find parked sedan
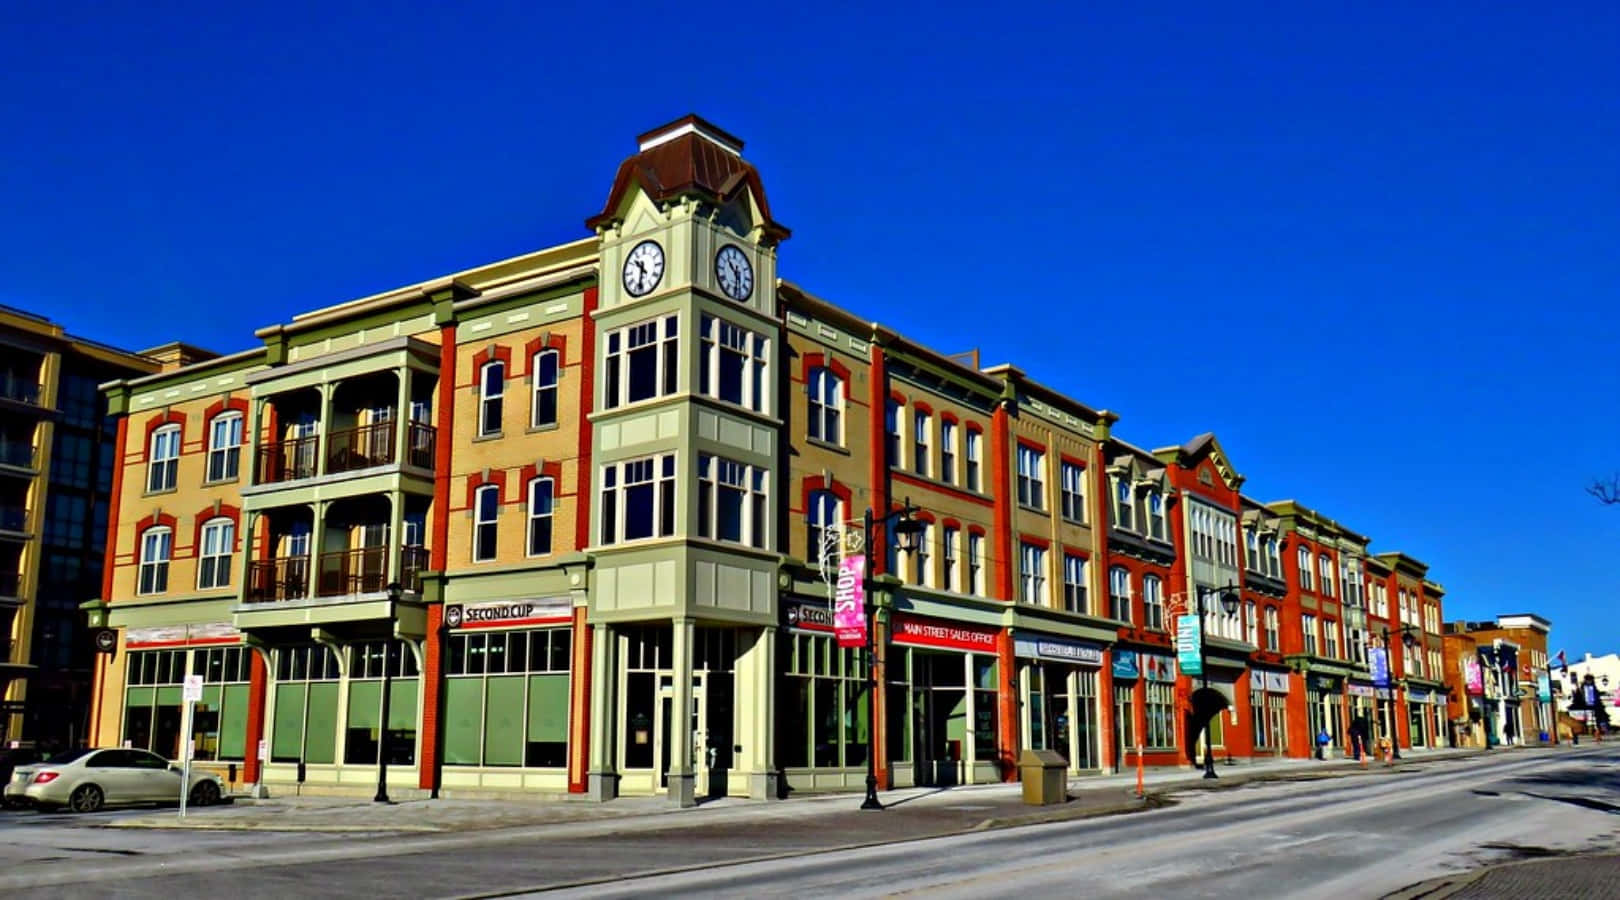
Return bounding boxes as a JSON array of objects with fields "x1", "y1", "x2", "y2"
[{"x1": 4, "y1": 748, "x2": 224, "y2": 813}]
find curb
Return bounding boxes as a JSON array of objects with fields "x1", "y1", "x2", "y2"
[{"x1": 101, "y1": 821, "x2": 445, "y2": 833}]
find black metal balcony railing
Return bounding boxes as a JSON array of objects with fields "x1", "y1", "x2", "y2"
[
  {"x1": 256, "y1": 434, "x2": 320, "y2": 484},
  {"x1": 407, "y1": 422, "x2": 436, "y2": 469},
  {"x1": 0, "y1": 374, "x2": 42, "y2": 406},
  {"x1": 0, "y1": 506, "x2": 29, "y2": 532},
  {"x1": 327, "y1": 422, "x2": 396, "y2": 474},
  {"x1": 315, "y1": 546, "x2": 428, "y2": 598},
  {"x1": 246, "y1": 555, "x2": 312, "y2": 604},
  {"x1": 399, "y1": 545, "x2": 428, "y2": 593},
  {"x1": 0, "y1": 442, "x2": 36, "y2": 469}
]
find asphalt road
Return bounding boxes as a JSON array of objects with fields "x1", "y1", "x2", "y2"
[{"x1": 2, "y1": 747, "x2": 1615, "y2": 899}]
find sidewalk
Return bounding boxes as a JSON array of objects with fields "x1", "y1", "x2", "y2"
[
  {"x1": 98, "y1": 744, "x2": 1508, "y2": 834},
  {"x1": 1391, "y1": 852, "x2": 1620, "y2": 899}
]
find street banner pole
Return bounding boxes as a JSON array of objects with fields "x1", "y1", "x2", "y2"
[{"x1": 180, "y1": 674, "x2": 202, "y2": 818}]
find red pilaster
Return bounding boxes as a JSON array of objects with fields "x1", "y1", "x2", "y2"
[
  {"x1": 567, "y1": 605, "x2": 592, "y2": 793},
  {"x1": 990, "y1": 404, "x2": 1013, "y2": 601},
  {"x1": 1098, "y1": 649, "x2": 1117, "y2": 770},
  {"x1": 419, "y1": 323, "x2": 456, "y2": 791},
  {"x1": 874, "y1": 618, "x2": 891, "y2": 788},
  {"x1": 997, "y1": 629, "x2": 1018, "y2": 781},
  {"x1": 243, "y1": 650, "x2": 267, "y2": 783},
  {"x1": 867, "y1": 343, "x2": 888, "y2": 574}
]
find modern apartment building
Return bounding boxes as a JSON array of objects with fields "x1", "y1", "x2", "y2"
[
  {"x1": 0, "y1": 305, "x2": 160, "y2": 747},
  {"x1": 84, "y1": 116, "x2": 1466, "y2": 801}
]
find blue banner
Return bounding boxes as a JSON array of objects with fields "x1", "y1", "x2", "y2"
[
  {"x1": 1176, "y1": 614, "x2": 1202, "y2": 676},
  {"x1": 1113, "y1": 650, "x2": 1139, "y2": 680},
  {"x1": 1369, "y1": 646, "x2": 1390, "y2": 688}
]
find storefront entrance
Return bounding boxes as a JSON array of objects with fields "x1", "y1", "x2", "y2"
[
  {"x1": 618, "y1": 626, "x2": 735, "y2": 797},
  {"x1": 889, "y1": 615, "x2": 1000, "y2": 787},
  {"x1": 1015, "y1": 636, "x2": 1103, "y2": 773}
]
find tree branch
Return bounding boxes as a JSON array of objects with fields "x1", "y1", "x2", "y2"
[{"x1": 1589, "y1": 475, "x2": 1620, "y2": 505}]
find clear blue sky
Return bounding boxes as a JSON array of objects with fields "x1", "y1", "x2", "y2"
[{"x1": 5, "y1": 2, "x2": 1616, "y2": 656}]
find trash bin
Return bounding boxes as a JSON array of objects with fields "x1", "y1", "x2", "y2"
[{"x1": 1018, "y1": 749, "x2": 1068, "y2": 806}]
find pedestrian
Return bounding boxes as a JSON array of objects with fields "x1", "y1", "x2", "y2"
[
  {"x1": 1316, "y1": 728, "x2": 1331, "y2": 760},
  {"x1": 1349, "y1": 715, "x2": 1369, "y2": 761}
]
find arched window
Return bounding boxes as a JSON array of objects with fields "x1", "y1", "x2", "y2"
[
  {"x1": 807, "y1": 489, "x2": 841, "y2": 568},
  {"x1": 527, "y1": 477, "x2": 555, "y2": 557},
  {"x1": 808, "y1": 367, "x2": 843, "y2": 445},
  {"x1": 138, "y1": 526, "x2": 172, "y2": 594},
  {"x1": 1109, "y1": 566, "x2": 1133, "y2": 623},
  {"x1": 147, "y1": 425, "x2": 180, "y2": 492},
  {"x1": 197, "y1": 517, "x2": 235, "y2": 590},
  {"x1": 531, "y1": 349, "x2": 560, "y2": 429},
  {"x1": 207, "y1": 412, "x2": 243, "y2": 482},
  {"x1": 1143, "y1": 575, "x2": 1164, "y2": 630},
  {"x1": 473, "y1": 483, "x2": 500, "y2": 562},
  {"x1": 479, "y1": 361, "x2": 504, "y2": 437}
]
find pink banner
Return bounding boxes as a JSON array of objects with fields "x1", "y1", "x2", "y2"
[
  {"x1": 834, "y1": 555, "x2": 867, "y2": 648},
  {"x1": 1464, "y1": 659, "x2": 1483, "y2": 695}
]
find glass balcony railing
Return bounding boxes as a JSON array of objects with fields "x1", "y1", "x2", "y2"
[
  {"x1": 0, "y1": 374, "x2": 42, "y2": 406},
  {"x1": 0, "y1": 442, "x2": 36, "y2": 469},
  {"x1": 0, "y1": 570, "x2": 20, "y2": 598},
  {"x1": 0, "y1": 506, "x2": 29, "y2": 532}
]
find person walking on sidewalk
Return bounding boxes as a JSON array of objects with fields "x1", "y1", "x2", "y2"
[{"x1": 1349, "y1": 715, "x2": 1370, "y2": 761}]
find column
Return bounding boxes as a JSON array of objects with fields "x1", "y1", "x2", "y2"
[
  {"x1": 386, "y1": 494, "x2": 405, "y2": 586},
  {"x1": 668, "y1": 618, "x2": 696, "y2": 807},
  {"x1": 243, "y1": 648, "x2": 269, "y2": 794},
  {"x1": 566, "y1": 604, "x2": 592, "y2": 794},
  {"x1": 997, "y1": 629, "x2": 1018, "y2": 782},
  {"x1": 586, "y1": 623, "x2": 618, "y2": 801},
  {"x1": 315, "y1": 383, "x2": 334, "y2": 476},
  {"x1": 746, "y1": 626, "x2": 779, "y2": 800},
  {"x1": 394, "y1": 369, "x2": 412, "y2": 465},
  {"x1": 873, "y1": 611, "x2": 890, "y2": 789},
  {"x1": 417, "y1": 604, "x2": 443, "y2": 793},
  {"x1": 1098, "y1": 650, "x2": 1116, "y2": 772},
  {"x1": 309, "y1": 500, "x2": 329, "y2": 600}
]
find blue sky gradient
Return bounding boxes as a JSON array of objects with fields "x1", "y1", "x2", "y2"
[{"x1": 5, "y1": 2, "x2": 1616, "y2": 654}]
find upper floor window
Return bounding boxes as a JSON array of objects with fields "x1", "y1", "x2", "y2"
[
  {"x1": 600, "y1": 454, "x2": 677, "y2": 545},
  {"x1": 1266, "y1": 538, "x2": 1281, "y2": 577},
  {"x1": 807, "y1": 489, "x2": 841, "y2": 568},
  {"x1": 1244, "y1": 599, "x2": 1258, "y2": 645},
  {"x1": 698, "y1": 454, "x2": 768, "y2": 548},
  {"x1": 207, "y1": 413, "x2": 242, "y2": 482},
  {"x1": 604, "y1": 315, "x2": 678, "y2": 409},
  {"x1": 1303, "y1": 614, "x2": 1318, "y2": 655},
  {"x1": 1109, "y1": 565, "x2": 1132, "y2": 623},
  {"x1": 473, "y1": 483, "x2": 500, "y2": 562},
  {"x1": 1297, "y1": 546, "x2": 1313, "y2": 590},
  {"x1": 1323, "y1": 619, "x2": 1340, "y2": 658},
  {"x1": 1144, "y1": 574, "x2": 1165, "y2": 630},
  {"x1": 965, "y1": 429, "x2": 982, "y2": 492},
  {"x1": 1147, "y1": 491, "x2": 1166, "y2": 541},
  {"x1": 1318, "y1": 554, "x2": 1335, "y2": 596},
  {"x1": 968, "y1": 532, "x2": 986, "y2": 596},
  {"x1": 807, "y1": 368, "x2": 843, "y2": 445},
  {"x1": 1018, "y1": 542, "x2": 1048, "y2": 605},
  {"x1": 700, "y1": 316, "x2": 768, "y2": 413},
  {"x1": 1063, "y1": 554, "x2": 1087, "y2": 613},
  {"x1": 913, "y1": 521, "x2": 933, "y2": 587},
  {"x1": 531, "y1": 349, "x2": 560, "y2": 428},
  {"x1": 1264, "y1": 607, "x2": 1280, "y2": 651},
  {"x1": 1114, "y1": 479, "x2": 1135, "y2": 531},
  {"x1": 147, "y1": 425, "x2": 180, "y2": 493},
  {"x1": 885, "y1": 399, "x2": 902, "y2": 465},
  {"x1": 478, "y1": 361, "x2": 504, "y2": 437},
  {"x1": 1245, "y1": 529, "x2": 1260, "y2": 571},
  {"x1": 138, "y1": 526, "x2": 172, "y2": 594},
  {"x1": 1060, "y1": 461, "x2": 1085, "y2": 523},
  {"x1": 1017, "y1": 445, "x2": 1045, "y2": 509},
  {"x1": 913, "y1": 410, "x2": 931, "y2": 476},
  {"x1": 940, "y1": 422, "x2": 957, "y2": 485},
  {"x1": 197, "y1": 518, "x2": 234, "y2": 590},
  {"x1": 942, "y1": 525, "x2": 960, "y2": 592},
  {"x1": 527, "y1": 477, "x2": 554, "y2": 557}
]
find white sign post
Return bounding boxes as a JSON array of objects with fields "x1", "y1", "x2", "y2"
[{"x1": 180, "y1": 674, "x2": 203, "y2": 818}]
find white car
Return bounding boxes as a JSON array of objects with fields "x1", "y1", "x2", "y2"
[{"x1": 4, "y1": 747, "x2": 225, "y2": 813}]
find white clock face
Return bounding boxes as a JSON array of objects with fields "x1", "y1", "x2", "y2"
[
  {"x1": 715, "y1": 244, "x2": 753, "y2": 301},
  {"x1": 622, "y1": 240, "x2": 664, "y2": 297}
]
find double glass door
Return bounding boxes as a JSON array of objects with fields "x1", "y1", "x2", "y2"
[{"x1": 618, "y1": 627, "x2": 735, "y2": 797}]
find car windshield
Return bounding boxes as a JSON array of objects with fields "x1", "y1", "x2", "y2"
[{"x1": 43, "y1": 748, "x2": 96, "y2": 765}]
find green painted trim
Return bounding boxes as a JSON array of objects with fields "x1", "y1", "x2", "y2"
[
  {"x1": 105, "y1": 597, "x2": 240, "y2": 628},
  {"x1": 241, "y1": 469, "x2": 434, "y2": 511},
  {"x1": 120, "y1": 351, "x2": 268, "y2": 398},
  {"x1": 233, "y1": 597, "x2": 427, "y2": 630},
  {"x1": 440, "y1": 566, "x2": 580, "y2": 603},
  {"x1": 1003, "y1": 609, "x2": 1117, "y2": 644},
  {"x1": 286, "y1": 300, "x2": 437, "y2": 351},
  {"x1": 454, "y1": 280, "x2": 592, "y2": 329}
]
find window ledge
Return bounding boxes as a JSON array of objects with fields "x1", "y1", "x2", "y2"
[
  {"x1": 472, "y1": 432, "x2": 504, "y2": 443},
  {"x1": 525, "y1": 423, "x2": 561, "y2": 435},
  {"x1": 142, "y1": 487, "x2": 178, "y2": 498},
  {"x1": 804, "y1": 436, "x2": 850, "y2": 456}
]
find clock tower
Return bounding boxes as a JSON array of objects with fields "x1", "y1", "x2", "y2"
[{"x1": 581, "y1": 116, "x2": 792, "y2": 805}]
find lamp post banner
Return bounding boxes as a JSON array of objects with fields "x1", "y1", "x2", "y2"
[
  {"x1": 1369, "y1": 646, "x2": 1390, "y2": 688},
  {"x1": 1537, "y1": 674, "x2": 1552, "y2": 703},
  {"x1": 1465, "y1": 659, "x2": 1484, "y2": 695},
  {"x1": 1176, "y1": 614, "x2": 1202, "y2": 677},
  {"x1": 833, "y1": 554, "x2": 867, "y2": 649}
]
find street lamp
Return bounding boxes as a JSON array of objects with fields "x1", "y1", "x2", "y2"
[
  {"x1": 852, "y1": 498, "x2": 925, "y2": 811},
  {"x1": 1382, "y1": 624, "x2": 1419, "y2": 760},
  {"x1": 376, "y1": 581, "x2": 402, "y2": 804},
  {"x1": 1194, "y1": 583, "x2": 1241, "y2": 779}
]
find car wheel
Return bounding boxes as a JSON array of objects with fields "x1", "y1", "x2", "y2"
[
  {"x1": 189, "y1": 780, "x2": 220, "y2": 807},
  {"x1": 69, "y1": 784, "x2": 105, "y2": 814}
]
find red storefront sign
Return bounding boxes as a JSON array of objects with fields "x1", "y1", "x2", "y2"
[{"x1": 891, "y1": 614, "x2": 999, "y2": 652}]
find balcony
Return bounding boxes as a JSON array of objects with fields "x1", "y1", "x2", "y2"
[
  {"x1": 0, "y1": 373, "x2": 42, "y2": 407},
  {"x1": 256, "y1": 434, "x2": 320, "y2": 485},
  {"x1": 246, "y1": 555, "x2": 312, "y2": 604},
  {"x1": 251, "y1": 422, "x2": 435, "y2": 487},
  {"x1": 0, "y1": 505, "x2": 29, "y2": 536},
  {"x1": 0, "y1": 570, "x2": 20, "y2": 604},
  {"x1": 0, "y1": 442, "x2": 37, "y2": 472},
  {"x1": 327, "y1": 422, "x2": 397, "y2": 474},
  {"x1": 245, "y1": 547, "x2": 427, "y2": 604}
]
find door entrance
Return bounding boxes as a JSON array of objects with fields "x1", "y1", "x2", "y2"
[{"x1": 617, "y1": 625, "x2": 736, "y2": 796}]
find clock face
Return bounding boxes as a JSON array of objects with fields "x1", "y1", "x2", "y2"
[
  {"x1": 622, "y1": 240, "x2": 664, "y2": 297},
  {"x1": 715, "y1": 244, "x2": 753, "y2": 301}
]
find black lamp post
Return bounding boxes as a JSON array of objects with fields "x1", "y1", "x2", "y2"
[
  {"x1": 1194, "y1": 582, "x2": 1241, "y2": 779},
  {"x1": 1381, "y1": 623, "x2": 1419, "y2": 760},
  {"x1": 855, "y1": 498, "x2": 925, "y2": 811},
  {"x1": 375, "y1": 581, "x2": 402, "y2": 804}
]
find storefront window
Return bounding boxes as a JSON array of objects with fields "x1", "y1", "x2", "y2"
[
  {"x1": 124, "y1": 649, "x2": 188, "y2": 759},
  {"x1": 271, "y1": 645, "x2": 341, "y2": 764},
  {"x1": 1251, "y1": 690, "x2": 1268, "y2": 748},
  {"x1": 1114, "y1": 685, "x2": 1135, "y2": 751},
  {"x1": 343, "y1": 640, "x2": 420, "y2": 766},
  {"x1": 1145, "y1": 682, "x2": 1175, "y2": 750},
  {"x1": 445, "y1": 628, "x2": 570, "y2": 768},
  {"x1": 973, "y1": 657, "x2": 998, "y2": 761},
  {"x1": 781, "y1": 632, "x2": 868, "y2": 768},
  {"x1": 192, "y1": 646, "x2": 252, "y2": 761}
]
